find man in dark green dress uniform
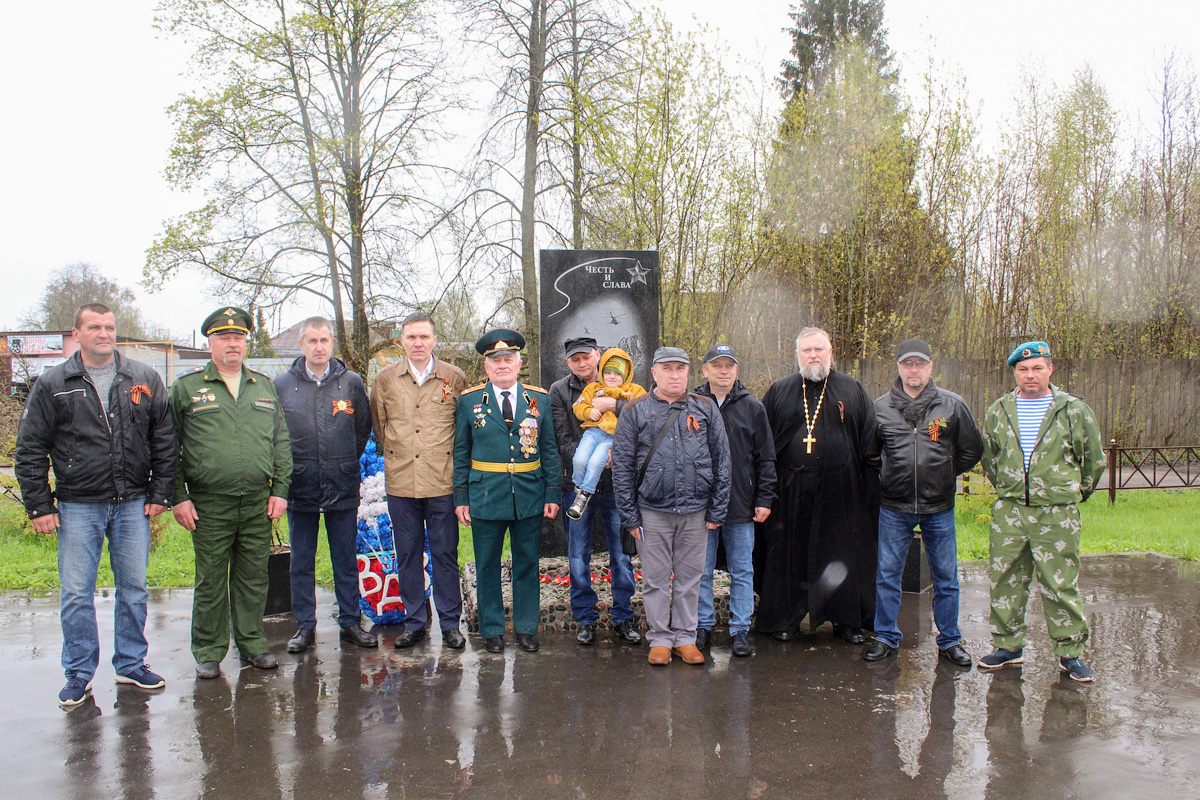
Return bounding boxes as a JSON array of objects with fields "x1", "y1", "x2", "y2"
[
  {"x1": 170, "y1": 307, "x2": 293, "y2": 679},
  {"x1": 453, "y1": 330, "x2": 561, "y2": 653}
]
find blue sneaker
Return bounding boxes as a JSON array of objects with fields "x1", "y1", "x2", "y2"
[
  {"x1": 58, "y1": 675, "x2": 94, "y2": 708},
  {"x1": 1059, "y1": 657, "x2": 1094, "y2": 683},
  {"x1": 116, "y1": 664, "x2": 166, "y2": 690},
  {"x1": 978, "y1": 647, "x2": 1024, "y2": 670}
]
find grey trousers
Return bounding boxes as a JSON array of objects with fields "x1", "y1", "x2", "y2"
[{"x1": 639, "y1": 508, "x2": 708, "y2": 648}]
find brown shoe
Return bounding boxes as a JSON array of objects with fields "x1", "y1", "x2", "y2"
[
  {"x1": 672, "y1": 644, "x2": 705, "y2": 665},
  {"x1": 648, "y1": 646, "x2": 671, "y2": 666}
]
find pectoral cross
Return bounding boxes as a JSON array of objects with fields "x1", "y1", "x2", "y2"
[{"x1": 803, "y1": 431, "x2": 816, "y2": 453}]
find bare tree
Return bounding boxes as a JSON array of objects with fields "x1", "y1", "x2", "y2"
[{"x1": 147, "y1": 0, "x2": 452, "y2": 374}]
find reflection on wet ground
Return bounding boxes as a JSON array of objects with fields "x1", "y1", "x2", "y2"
[{"x1": 1, "y1": 554, "x2": 1197, "y2": 799}]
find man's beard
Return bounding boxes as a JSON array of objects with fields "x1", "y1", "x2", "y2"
[{"x1": 800, "y1": 361, "x2": 831, "y2": 382}]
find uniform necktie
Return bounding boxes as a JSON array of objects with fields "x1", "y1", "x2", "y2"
[{"x1": 502, "y1": 391, "x2": 514, "y2": 425}]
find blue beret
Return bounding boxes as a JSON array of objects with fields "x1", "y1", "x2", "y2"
[{"x1": 1007, "y1": 341, "x2": 1051, "y2": 367}]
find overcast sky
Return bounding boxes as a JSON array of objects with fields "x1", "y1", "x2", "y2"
[{"x1": 2, "y1": 0, "x2": 1196, "y2": 339}]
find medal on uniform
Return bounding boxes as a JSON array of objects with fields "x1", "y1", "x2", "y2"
[
  {"x1": 441, "y1": 377, "x2": 452, "y2": 403},
  {"x1": 527, "y1": 396, "x2": 539, "y2": 417}
]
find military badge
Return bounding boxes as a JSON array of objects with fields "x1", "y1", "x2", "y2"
[
  {"x1": 333, "y1": 399, "x2": 354, "y2": 416},
  {"x1": 526, "y1": 394, "x2": 539, "y2": 417}
]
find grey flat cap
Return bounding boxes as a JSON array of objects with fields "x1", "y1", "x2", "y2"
[{"x1": 652, "y1": 346, "x2": 690, "y2": 365}]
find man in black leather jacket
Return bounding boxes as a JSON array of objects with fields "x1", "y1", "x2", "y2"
[
  {"x1": 15, "y1": 303, "x2": 176, "y2": 706},
  {"x1": 864, "y1": 338, "x2": 982, "y2": 667}
]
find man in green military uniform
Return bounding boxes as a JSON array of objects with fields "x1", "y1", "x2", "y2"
[
  {"x1": 170, "y1": 307, "x2": 293, "y2": 679},
  {"x1": 978, "y1": 341, "x2": 1105, "y2": 683},
  {"x1": 454, "y1": 330, "x2": 561, "y2": 653}
]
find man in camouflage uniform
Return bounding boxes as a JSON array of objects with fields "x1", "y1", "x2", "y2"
[
  {"x1": 170, "y1": 307, "x2": 292, "y2": 679},
  {"x1": 978, "y1": 341, "x2": 1105, "y2": 682}
]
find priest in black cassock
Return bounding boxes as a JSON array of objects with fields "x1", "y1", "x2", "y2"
[{"x1": 754, "y1": 327, "x2": 880, "y2": 644}]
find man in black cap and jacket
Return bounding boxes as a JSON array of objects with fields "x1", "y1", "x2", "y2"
[
  {"x1": 693, "y1": 344, "x2": 776, "y2": 657},
  {"x1": 864, "y1": 338, "x2": 982, "y2": 666},
  {"x1": 548, "y1": 336, "x2": 640, "y2": 646}
]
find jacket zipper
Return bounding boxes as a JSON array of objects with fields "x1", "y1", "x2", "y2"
[
  {"x1": 912, "y1": 424, "x2": 919, "y2": 513},
  {"x1": 81, "y1": 372, "x2": 120, "y2": 500},
  {"x1": 1004, "y1": 397, "x2": 1059, "y2": 505}
]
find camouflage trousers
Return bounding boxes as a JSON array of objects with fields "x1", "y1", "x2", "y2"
[{"x1": 988, "y1": 498, "x2": 1088, "y2": 658}]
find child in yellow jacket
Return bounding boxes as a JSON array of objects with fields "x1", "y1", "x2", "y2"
[{"x1": 567, "y1": 348, "x2": 646, "y2": 519}]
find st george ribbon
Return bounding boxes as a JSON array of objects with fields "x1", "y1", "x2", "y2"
[{"x1": 539, "y1": 249, "x2": 660, "y2": 391}]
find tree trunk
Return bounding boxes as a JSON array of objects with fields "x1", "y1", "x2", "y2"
[{"x1": 521, "y1": 0, "x2": 547, "y2": 382}]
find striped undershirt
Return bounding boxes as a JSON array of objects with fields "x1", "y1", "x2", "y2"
[{"x1": 1014, "y1": 393, "x2": 1054, "y2": 470}]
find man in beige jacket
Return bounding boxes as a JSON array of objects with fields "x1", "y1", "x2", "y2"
[{"x1": 371, "y1": 313, "x2": 470, "y2": 649}]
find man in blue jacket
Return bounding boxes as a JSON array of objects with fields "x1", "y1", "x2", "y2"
[
  {"x1": 612, "y1": 347, "x2": 731, "y2": 666},
  {"x1": 693, "y1": 344, "x2": 776, "y2": 658},
  {"x1": 275, "y1": 316, "x2": 375, "y2": 652}
]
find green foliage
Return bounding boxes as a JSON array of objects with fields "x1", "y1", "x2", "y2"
[
  {"x1": 19, "y1": 263, "x2": 168, "y2": 341},
  {"x1": 148, "y1": 0, "x2": 450, "y2": 376},
  {"x1": 780, "y1": 0, "x2": 895, "y2": 100}
]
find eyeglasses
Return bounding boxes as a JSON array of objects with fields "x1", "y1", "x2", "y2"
[{"x1": 899, "y1": 359, "x2": 930, "y2": 369}]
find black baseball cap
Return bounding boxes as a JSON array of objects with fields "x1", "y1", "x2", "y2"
[
  {"x1": 895, "y1": 338, "x2": 932, "y2": 363},
  {"x1": 703, "y1": 343, "x2": 738, "y2": 364}
]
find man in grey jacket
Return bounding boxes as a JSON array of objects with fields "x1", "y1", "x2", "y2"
[
  {"x1": 864, "y1": 338, "x2": 982, "y2": 666},
  {"x1": 612, "y1": 347, "x2": 731, "y2": 667}
]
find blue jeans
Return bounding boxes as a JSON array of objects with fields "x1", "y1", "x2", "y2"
[
  {"x1": 874, "y1": 507, "x2": 962, "y2": 649},
  {"x1": 698, "y1": 522, "x2": 755, "y2": 634},
  {"x1": 571, "y1": 428, "x2": 613, "y2": 494},
  {"x1": 57, "y1": 500, "x2": 152, "y2": 679},
  {"x1": 288, "y1": 509, "x2": 361, "y2": 630},
  {"x1": 562, "y1": 487, "x2": 635, "y2": 625}
]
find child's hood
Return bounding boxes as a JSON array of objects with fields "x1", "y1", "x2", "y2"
[{"x1": 598, "y1": 347, "x2": 635, "y2": 389}]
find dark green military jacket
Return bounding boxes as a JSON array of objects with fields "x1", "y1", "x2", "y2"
[
  {"x1": 453, "y1": 381, "x2": 560, "y2": 520},
  {"x1": 168, "y1": 362, "x2": 292, "y2": 503}
]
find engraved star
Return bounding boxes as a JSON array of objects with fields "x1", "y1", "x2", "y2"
[{"x1": 626, "y1": 262, "x2": 651, "y2": 285}]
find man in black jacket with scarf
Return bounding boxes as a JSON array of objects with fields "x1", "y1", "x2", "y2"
[
  {"x1": 864, "y1": 338, "x2": 982, "y2": 665},
  {"x1": 275, "y1": 316, "x2": 375, "y2": 653},
  {"x1": 693, "y1": 344, "x2": 776, "y2": 657}
]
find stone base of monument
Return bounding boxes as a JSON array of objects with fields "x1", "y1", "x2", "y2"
[
  {"x1": 902, "y1": 534, "x2": 933, "y2": 594},
  {"x1": 461, "y1": 555, "x2": 738, "y2": 633}
]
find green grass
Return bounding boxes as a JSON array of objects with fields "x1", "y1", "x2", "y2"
[
  {"x1": 955, "y1": 487, "x2": 1200, "y2": 561},
  {"x1": 0, "y1": 502, "x2": 334, "y2": 591},
  {"x1": 1, "y1": 490, "x2": 1194, "y2": 591}
]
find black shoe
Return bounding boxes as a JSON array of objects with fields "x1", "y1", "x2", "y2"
[
  {"x1": 576, "y1": 623, "x2": 597, "y2": 646},
  {"x1": 863, "y1": 640, "x2": 898, "y2": 662},
  {"x1": 340, "y1": 623, "x2": 378, "y2": 648},
  {"x1": 614, "y1": 620, "x2": 642, "y2": 645},
  {"x1": 195, "y1": 661, "x2": 221, "y2": 679},
  {"x1": 939, "y1": 643, "x2": 972, "y2": 668},
  {"x1": 287, "y1": 628, "x2": 316, "y2": 654},
  {"x1": 240, "y1": 652, "x2": 278, "y2": 670},
  {"x1": 731, "y1": 632, "x2": 753, "y2": 657},
  {"x1": 770, "y1": 629, "x2": 796, "y2": 642},
  {"x1": 442, "y1": 628, "x2": 466, "y2": 649},
  {"x1": 517, "y1": 633, "x2": 540, "y2": 652},
  {"x1": 394, "y1": 628, "x2": 428, "y2": 649},
  {"x1": 834, "y1": 625, "x2": 865, "y2": 645},
  {"x1": 484, "y1": 636, "x2": 505, "y2": 653},
  {"x1": 695, "y1": 628, "x2": 711, "y2": 650}
]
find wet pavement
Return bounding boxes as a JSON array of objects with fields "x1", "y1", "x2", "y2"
[{"x1": 2, "y1": 554, "x2": 1198, "y2": 800}]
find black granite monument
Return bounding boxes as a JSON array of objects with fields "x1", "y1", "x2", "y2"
[{"x1": 539, "y1": 249, "x2": 660, "y2": 556}]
